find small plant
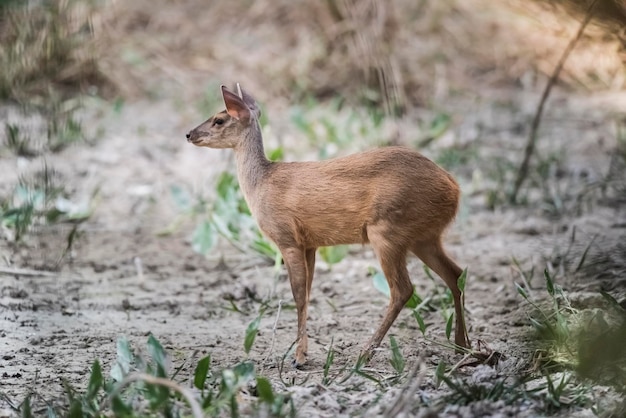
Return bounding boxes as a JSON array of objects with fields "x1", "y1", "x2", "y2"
[
  {"x1": 0, "y1": 164, "x2": 92, "y2": 242},
  {"x1": 371, "y1": 267, "x2": 423, "y2": 310},
  {"x1": 167, "y1": 172, "x2": 281, "y2": 263},
  {"x1": 290, "y1": 98, "x2": 387, "y2": 159},
  {"x1": 516, "y1": 261, "x2": 626, "y2": 393},
  {"x1": 321, "y1": 338, "x2": 336, "y2": 386},
  {"x1": 12, "y1": 335, "x2": 294, "y2": 417},
  {"x1": 388, "y1": 336, "x2": 405, "y2": 374},
  {"x1": 4, "y1": 123, "x2": 37, "y2": 157},
  {"x1": 318, "y1": 245, "x2": 350, "y2": 267},
  {"x1": 435, "y1": 360, "x2": 591, "y2": 414},
  {"x1": 244, "y1": 312, "x2": 263, "y2": 356},
  {"x1": 46, "y1": 98, "x2": 85, "y2": 152}
]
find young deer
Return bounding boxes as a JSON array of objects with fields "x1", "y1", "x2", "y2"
[{"x1": 186, "y1": 85, "x2": 470, "y2": 367}]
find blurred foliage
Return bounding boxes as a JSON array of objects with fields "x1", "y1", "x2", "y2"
[{"x1": 0, "y1": 0, "x2": 111, "y2": 103}]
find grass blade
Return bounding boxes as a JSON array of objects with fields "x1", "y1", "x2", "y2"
[
  {"x1": 389, "y1": 335, "x2": 405, "y2": 374},
  {"x1": 434, "y1": 361, "x2": 446, "y2": 389},
  {"x1": 256, "y1": 377, "x2": 275, "y2": 404},
  {"x1": 457, "y1": 268, "x2": 467, "y2": 293},
  {"x1": 86, "y1": 359, "x2": 103, "y2": 400},
  {"x1": 194, "y1": 355, "x2": 211, "y2": 391},
  {"x1": 544, "y1": 269, "x2": 555, "y2": 297},
  {"x1": 147, "y1": 335, "x2": 168, "y2": 377},
  {"x1": 515, "y1": 283, "x2": 529, "y2": 301},
  {"x1": 575, "y1": 235, "x2": 597, "y2": 272},
  {"x1": 413, "y1": 310, "x2": 428, "y2": 335},
  {"x1": 445, "y1": 312, "x2": 454, "y2": 340},
  {"x1": 244, "y1": 315, "x2": 262, "y2": 355}
]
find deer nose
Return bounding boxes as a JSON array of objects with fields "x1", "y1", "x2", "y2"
[{"x1": 186, "y1": 132, "x2": 191, "y2": 141}]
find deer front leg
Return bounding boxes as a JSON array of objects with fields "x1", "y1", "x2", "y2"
[{"x1": 281, "y1": 246, "x2": 310, "y2": 367}]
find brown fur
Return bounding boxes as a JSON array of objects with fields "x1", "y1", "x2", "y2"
[{"x1": 187, "y1": 85, "x2": 470, "y2": 367}]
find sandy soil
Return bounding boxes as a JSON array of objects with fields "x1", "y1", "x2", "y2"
[
  {"x1": 1, "y1": 0, "x2": 626, "y2": 415},
  {"x1": 1, "y1": 83, "x2": 625, "y2": 417}
]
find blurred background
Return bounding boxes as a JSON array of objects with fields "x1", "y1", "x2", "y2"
[{"x1": 1, "y1": 0, "x2": 626, "y2": 416}]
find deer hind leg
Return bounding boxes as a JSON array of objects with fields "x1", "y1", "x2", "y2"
[
  {"x1": 281, "y1": 246, "x2": 310, "y2": 367},
  {"x1": 411, "y1": 239, "x2": 471, "y2": 349},
  {"x1": 305, "y1": 248, "x2": 316, "y2": 302},
  {"x1": 362, "y1": 225, "x2": 413, "y2": 361}
]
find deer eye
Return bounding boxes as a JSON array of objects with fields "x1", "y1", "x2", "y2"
[{"x1": 213, "y1": 118, "x2": 224, "y2": 126}]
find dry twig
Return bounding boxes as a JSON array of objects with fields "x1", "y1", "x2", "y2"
[{"x1": 510, "y1": 0, "x2": 600, "y2": 203}]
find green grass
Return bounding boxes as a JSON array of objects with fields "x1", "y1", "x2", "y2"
[{"x1": 0, "y1": 163, "x2": 92, "y2": 243}]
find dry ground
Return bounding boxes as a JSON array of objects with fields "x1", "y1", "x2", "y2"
[{"x1": 1, "y1": 1, "x2": 626, "y2": 417}]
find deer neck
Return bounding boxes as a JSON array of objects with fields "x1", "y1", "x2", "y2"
[{"x1": 234, "y1": 123, "x2": 270, "y2": 212}]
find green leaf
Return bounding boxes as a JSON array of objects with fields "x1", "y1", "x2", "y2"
[
  {"x1": 111, "y1": 396, "x2": 133, "y2": 417},
  {"x1": 256, "y1": 377, "x2": 275, "y2": 404},
  {"x1": 434, "y1": 361, "x2": 446, "y2": 389},
  {"x1": 413, "y1": 310, "x2": 427, "y2": 335},
  {"x1": 170, "y1": 185, "x2": 191, "y2": 211},
  {"x1": 445, "y1": 312, "x2": 454, "y2": 341},
  {"x1": 244, "y1": 315, "x2": 262, "y2": 355},
  {"x1": 267, "y1": 147, "x2": 284, "y2": 162},
  {"x1": 457, "y1": 268, "x2": 467, "y2": 293},
  {"x1": 86, "y1": 359, "x2": 103, "y2": 400},
  {"x1": 67, "y1": 400, "x2": 82, "y2": 418},
  {"x1": 45, "y1": 406, "x2": 57, "y2": 418},
  {"x1": 405, "y1": 288, "x2": 423, "y2": 309},
  {"x1": 515, "y1": 283, "x2": 529, "y2": 301},
  {"x1": 111, "y1": 337, "x2": 133, "y2": 381},
  {"x1": 423, "y1": 264, "x2": 436, "y2": 281},
  {"x1": 322, "y1": 338, "x2": 335, "y2": 384},
  {"x1": 429, "y1": 113, "x2": 451, "y2": 139},
  {"x1": 372, "y1": 270, "x2": 390, "y2": 298},
  {"x1": 233, "y1": 361, "x2": 256, "y2": 384},
  {"x1": 373, "y1": 271, "x2": 421, "y2": 309},
  {"x1": 194, "y1": 355, "x2": 211, "y2": 390},
  {"x1": 544, "y1": 269, "x2": 555, "y2": 297},
  {"x1": 147, "y1": 335, "x2": 168, "y2": 377},
  {"x1": 191, "y1": 220, "x2": 216, "y2": 255},
  {"x1": 21, "y1": 395, "x2": 32, "y2": 418},
  {"x1": 319, "y1": 245, "x2": 349, "y2": 266},
  {"x1": 389, "y1": 335, "x2": 405, "y2": 374},
  {"x1": 216, "y1": 172, "x2": 238, "y2": 201}
]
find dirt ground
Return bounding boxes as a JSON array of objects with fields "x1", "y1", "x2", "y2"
[{"x1": 1, "y1": 1, "x2": 626, "y2": 417}]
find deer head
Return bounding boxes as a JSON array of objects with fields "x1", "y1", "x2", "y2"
[{"x1": 186, "y1": 84, "x2": 260, "y2": 149}]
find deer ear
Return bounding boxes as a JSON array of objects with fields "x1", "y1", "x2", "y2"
[
  {"x1": 221, "y1": 85, "x2": 250, "y2": 121},
  {"x1": 236, "y1": 84, "x2": 261, "y2": 119}
]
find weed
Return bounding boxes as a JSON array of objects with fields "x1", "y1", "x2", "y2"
[
  {"x1": 244, "y1": 312, "x2": 263, "y2": 356},
  {"x1": 434, "y1": 144, "x2": 479, "y2": 173},
  {"x1": 319, "y1": 245, "x2": 350, "y2": 267},
  {"x1": 167, "y1": 172, "x2": 281, "y2": 263},
  {"x1": 516, "y1": 261, "x2": 626, "y2": 392},
  {"x1": 322, "y1": 338, "x2": 336, "y2": 386},
  {"x1": 417, "y1": 112, "x2": 452, "y2": 148},
  {"x1": 3, "y1": 123, "x2": 37, "y2": 157},
  {"x1": 435, "y1": 360, "x2": 591, "y2": 414},
  {"x1": 389, "y1": 336, "x2": 405, "y2": 375},
  {"x1": 290, "y1": 98, "x2": 387, "y2": 159},
  {"x1": 0, "y1": 163, "x2": 92, "y2": 242},
  {"x1": 45, "y1": 97, "x2": 85, "y2": 152},
  {"x1": 11, "y1": 335, "x2": 294, "y2": 417}
]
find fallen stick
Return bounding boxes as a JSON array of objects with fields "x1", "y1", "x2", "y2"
[{"x1": 0, "y1": 267, "x2": 58, "y2": 277}]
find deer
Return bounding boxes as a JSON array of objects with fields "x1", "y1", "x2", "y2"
[{"x1": 186, "y1": 84, "x2": 470, "y2": 367}]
